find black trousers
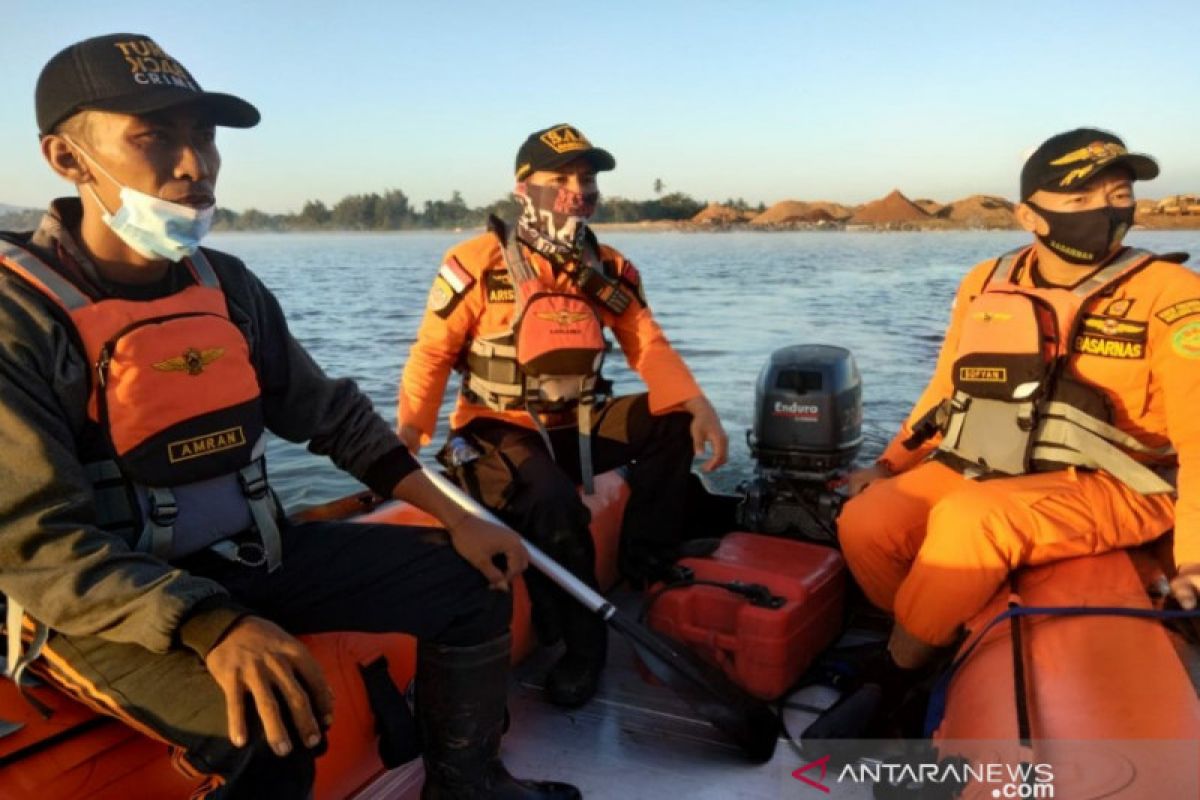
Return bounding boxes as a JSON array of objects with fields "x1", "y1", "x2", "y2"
[
  {"x1": 37, "y1": 520, "x2": 510, "y2": 799},
  {"x1": 446, "y1": 393, "x2": 694, "y2": 644}
]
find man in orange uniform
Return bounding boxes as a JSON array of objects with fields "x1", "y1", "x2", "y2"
[
  {"x1": 832, "y1": 128, "x2": 1200, "y2": 729},
  {"x1": 398, "y1": 124, "x2": 727, "y2": 707}
]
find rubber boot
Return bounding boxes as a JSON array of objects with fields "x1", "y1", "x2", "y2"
[
  {"x1": 545, "y1": 602, "x2": 607, "y2": 709},
  {"x1": 801, "y1": 650, "x2": 930, "y2": 742},
  {"x1": 417, "y1": 633, "x2": 582, "y2": 799}
]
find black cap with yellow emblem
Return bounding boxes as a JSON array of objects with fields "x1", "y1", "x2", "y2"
[
  {"x1": 35, "y1": 33, "x2": 260, "y2": 135},
  {"x1": 1020, "y1": 128, "x2": 1158, "y2": 201},
  {"x1": 514, "y1": 123, "x2": 616, "y2": 180}
]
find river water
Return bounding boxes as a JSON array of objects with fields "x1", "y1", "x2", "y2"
[{"x1": 204, "y1": 229, "x2": 1200, "y2": 510}]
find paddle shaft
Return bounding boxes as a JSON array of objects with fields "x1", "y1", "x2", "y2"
[
  {"x1": 422, "y1": 466, "x2": 779, "y2": 763},
  {"x1": 423, "y1": 467, "x2": 615, "y2": 619}
]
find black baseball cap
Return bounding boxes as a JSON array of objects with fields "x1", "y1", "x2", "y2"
[
  {"x1": 1020, "y1": 128, "x2": 1157, "y2": 201},
  {"x1": 36, "y1": 33, "x2": 260, "y2": 135},
  {"x1": 514, "y1": 124, "x2": 616, "y2": 180}
]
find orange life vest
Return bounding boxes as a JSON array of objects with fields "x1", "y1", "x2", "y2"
[
  {"x1": 0, "y1": 240, "x2": 282, "y2": 567},
  {"x1": 931, "y1": 245, "x2": 1175, "y2": 492},
  {"x1": 461, "y1": 219, "x2": 608, "y2": 491}
]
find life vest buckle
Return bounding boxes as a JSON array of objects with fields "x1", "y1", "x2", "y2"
[
  {"x1": 148, "y1": 493, "x2": 179, "y2": 526},
  {"x1": 238, "y1": 466, "x2": 269, "y2": 501}
]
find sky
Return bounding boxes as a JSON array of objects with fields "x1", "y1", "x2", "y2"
[{"x1": 2, "y1": 0, "x2": 1198, "y2": 214}]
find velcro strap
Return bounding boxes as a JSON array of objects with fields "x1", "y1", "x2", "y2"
[{"x1": 239, "y1": 460, "x2": 283, "y2": 572}]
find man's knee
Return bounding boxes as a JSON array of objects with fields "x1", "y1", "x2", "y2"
[
  {"x1": 837, "y1": 491, "x2": 880, "y2": 564},
  {"x1": 519, "y1": 475, "x2": 593, "y2": 558},
  {"x1": 926, "y1": 487, "x2": 1021, "y2": 564}
]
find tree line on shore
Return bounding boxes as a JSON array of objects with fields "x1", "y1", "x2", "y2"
[{"x1": 209, "y1": 190, "x2": 761, "y2": 231}]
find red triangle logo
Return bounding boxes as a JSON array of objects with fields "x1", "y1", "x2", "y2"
[{"x1": 791, "y1": 754, "x2": 831, "y2": 793}]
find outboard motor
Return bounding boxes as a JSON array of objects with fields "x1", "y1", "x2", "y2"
[{"x1": 737, "y1": 344, "x2": 862, "y2": 542}]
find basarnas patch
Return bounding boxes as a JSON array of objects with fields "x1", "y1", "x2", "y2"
[{"x1": 1074, "y1": 333, "x2": 1145, "y2": 359}]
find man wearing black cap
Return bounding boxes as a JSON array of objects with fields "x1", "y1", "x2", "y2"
[
  {"x1": 0, "y1": 33, "x2": 580, "y2": 799},
  {"x1": 398, "y1": 124, "x2": 727, "y2": 708},
  {"x1": 810, "y1": 128, "x2": 1200, "y2": 738}
]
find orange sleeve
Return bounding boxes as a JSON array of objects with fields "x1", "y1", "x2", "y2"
[
  {"x1": 877, "y1": 259, "x2": 997, "y2": 473},
  {"x1": 600, "y1": 246, "x2": 703, "y2": 413},
  {"x1": 1146, "y1": 265, "x2": 1200, "y2": 566},
  {"x1": 397, "y1": 241, "x2": 488, "y2": 444}
]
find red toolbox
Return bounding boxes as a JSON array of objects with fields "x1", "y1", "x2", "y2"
[{"x1": 646, "y1": 532, "x2": 846, "y2": 700}]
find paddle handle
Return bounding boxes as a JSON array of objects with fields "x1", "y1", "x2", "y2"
[{"x1": 422, "y1": 467, "x2": 611, "y2": 617}]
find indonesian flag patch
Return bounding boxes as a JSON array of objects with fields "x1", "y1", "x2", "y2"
[{"x1": 428, "y1": 257, "x2": 475, "y2": 318}]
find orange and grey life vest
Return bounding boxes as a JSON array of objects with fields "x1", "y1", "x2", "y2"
[
  {"x1": 924, "y1": 245, "x2": 1175, "y2": 493},
  {"x1": 0, "y1": 240, "x2": 283, "y2": 568},
  {"x1": 461, "y1": 219, "x2": 608, "y2": 491},
  {"x1": 1, "y1": 240, "x2": 285, "y2": 690}
]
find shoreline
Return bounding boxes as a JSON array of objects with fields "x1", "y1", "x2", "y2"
[{"x1": 202, "y1": 219, "x2": 1200, "y2": 235}]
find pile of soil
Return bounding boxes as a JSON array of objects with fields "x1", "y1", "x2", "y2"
[
  {"x1": 691, "y1": 203, "x2": 747, "y2": 225},
  {"x1": 848, "y1": 189, "x2": 930, "y2": 224},
  {"x1": 937, "y1": 195, "x2": 1017, "y2": 228},
  {"x1": 749, "y1": 200, "x2": 813, "y2": 226},
  {"x1": 913, "y1": 198, "x2": 944, "y2": 216}
]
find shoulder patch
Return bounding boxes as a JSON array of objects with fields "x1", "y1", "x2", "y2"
[
  {"x1": 1156, "y1": 298, "x2": 1200, "y2": 325},
  {"x1": 1171, "y1": 320, "x2": 1200, "y2": 360},
  {"x1": 428, "y1": 257, "x2": 475, "y2": 318}
]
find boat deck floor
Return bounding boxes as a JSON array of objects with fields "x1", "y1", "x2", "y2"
[{"x1": 356, "y1": 589, "x2": 879, "y2": 799}]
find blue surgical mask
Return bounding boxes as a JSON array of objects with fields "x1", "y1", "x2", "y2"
[{"x1": 68, "y1": 138, "x2": 214, "y2": 262}]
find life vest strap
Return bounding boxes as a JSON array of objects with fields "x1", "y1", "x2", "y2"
[
  {"x1": 468, "y1": 337, "x2": 518, "y2": 361},
  {"x1": 1032, "y1": 419, "x2": 1176, "y2": 495},
  {"x1": 238, "y1": 458, "x2": 283, "y2": 573},
  {"x1": 1072, "y1": 247, "x2": 1153, "y2": 299},
  {"x1": 186, "y1": 249, "x2": 221, "y2": 289},
  {"x1": 577, "y1": 383, "x2": 595, "y2": 495},
  {"x1": 3, "y1": 601, "x2": 52, "y2": 719},
  {"x1": 137, "y1": 486, "x2": 178, "y2": 560},
  {"x1": 1041, "y1": 401, "x2": 1175, "y2": 458},
  {"x1": 0, "y1": 240, "x2": 91, "y2": 311},
  {"x1": 463, "y1": 372, "x2": 526, "y2": 410}
]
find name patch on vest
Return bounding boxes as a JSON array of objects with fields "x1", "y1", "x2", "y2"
[
  {"x1": 959, "y1": 367, "x2": 1007, "y2": 383},
  {"x1": 484, "y1": 270, "x2": 515, "y2": 304},
  {"x1": 1157, "y1": 298, "x2": 1200, "y2": 325},
  {"x1": 168, "y1": 427, "x2": 247, "y2": 463},
  {"x1": 1073, "y1": 334, "x2": 1145, "y2": 360}
]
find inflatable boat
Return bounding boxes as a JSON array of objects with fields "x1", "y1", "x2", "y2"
[{"x1": 2, "y1": 345, "x2": 1197, "y2": 799}]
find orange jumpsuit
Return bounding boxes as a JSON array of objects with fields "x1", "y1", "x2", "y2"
[
  {"x1": 398, "y1": 231, "x2": 702, "y2": 443},
  {"x1": 839, "y1": 246, "x2": 1200, "y2": 647}
]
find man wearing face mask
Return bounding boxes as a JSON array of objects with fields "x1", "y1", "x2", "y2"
[
  {"x1": 0, "y1": 34, "x2": 582, "y2": 799},
  {"x1": 398, "y1": 124, "x2": 727, "y2": 708},
  {"x1": 809, "y1": 128, "x2": 1200, "y2": 738}
]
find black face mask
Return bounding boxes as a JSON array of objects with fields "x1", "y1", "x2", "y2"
[
  {"x1": 1026, "y1": 201, "x2": 1136, "y2": 265},
  {"x1": 514, "y1": 182, "x2": 599, "y2": 264}
]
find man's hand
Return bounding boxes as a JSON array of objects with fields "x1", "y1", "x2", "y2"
[
  {"x1": 205, "y1": 616, "x2": 334, "y2": 757},
  {"x1": 845, "y1": 463, "x2": 894, "y2": 497},
  {"x1": 446, "y1": 514, "x2": 530, "y2": 591},
  {"x1": 1170, "y1": 563, "x2": 1200, "y2": 610},
  {"x1": 683, "y1": 395, "x2": 728, "y2": 472},
  {"x1": 398, "y1": 424, "x2": 423, "y2": 455}
]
